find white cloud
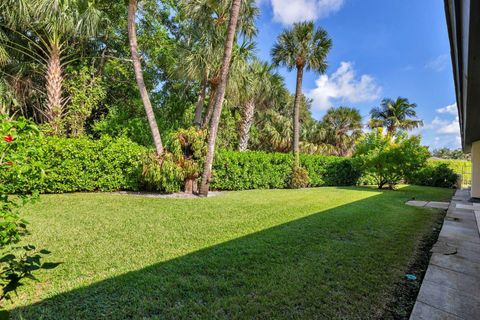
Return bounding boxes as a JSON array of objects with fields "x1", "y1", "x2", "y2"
[
  {"x1": 431, "y1": 116, "x2": 460, "y2": 135},
  {"x1": 420, "y1": 102, "x2": 461, "y2": 149},
  {"x1": 436, "y1": 103, "x2": 457, "y2": 115},
  {"x1": 270, "y1": 0, "x2": 344, "y2": 25},
  {"x1": 306, "y1": 61, "x2": 381, "y2": 110},
  {"x1": 425, "y1": 54, "x2": 449, "y2": 72}
]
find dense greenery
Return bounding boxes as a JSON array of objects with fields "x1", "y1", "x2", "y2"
[
  {"x1": 211, "y1": 151, "x2": 359, "y2": 190},
  {"x1": 354, "y1": 129, "x2": 430, "y2": 189},
  {"x1": 408, "y1": 163, "x2": 458, "y2": 188},
  {"x1": 0, "y1": 117, "x2": 56, "y2": 305},
  {"x1": 2, "y1": 136, "x2": 146, "y2": 194},
  {"x1": 432, "y1": 148, "x2": 471, "y2": 160},
  {"x1": 3, "y1": 134, "x2": 363, "y2": 193},
  {"x1": 0, "y1": 0, "x2": 436, "y2": 164}
]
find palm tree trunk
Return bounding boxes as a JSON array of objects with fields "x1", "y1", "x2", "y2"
[
  {"x1": 293, "y1": 66, "x2": 304, "y2": 167},
  {"x1": 199, "y1": 0, "x2": 242, "y2": 196},
  {"x1": 238, "y1": 99, "x2": 255, "y2": 151},
  {"x1": 128, "y1": 0, "x2": 163, "y2": 156},
  {"x1": 45, "y1": 44, "x2": 63, "y2": 135},
  {"x1": 203, "y1": 82, "x2": 217, "y2": 128},
  {"x1": 193, "y1": 70, "x2": 209, "y2": 127},
  {"x1": 387, "y1": 125, "x2": 396, "y2": 136}
]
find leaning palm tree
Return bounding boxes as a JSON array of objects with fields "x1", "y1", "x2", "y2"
[
  {"x1": 369, "y1": 97, "x2": 423, "y2": 135},
  {"x1": 199, "y1": 0, "x2": 244, "y2": 196},
  {"x1": 321, "y1": 106, "x2": 363, "y2": 156},
  {"x1": 271, "y1": 21, "x2": 332, "y2": 168},
  {"x1": 128, "y1": 0, "x2": 163, "y2": 155},
  {"x1": 179, "y1": 0, "x2": 258, "y2": 128}
]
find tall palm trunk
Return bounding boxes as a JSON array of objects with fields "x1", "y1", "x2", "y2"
[
  {"x1": 193, "y1": 70, "x2": 209, "y2": 127},
  {"x1": 292, "y1": 66, "x2": 304, "y2": 167},
  {"x1": 387, "y1": 125, "x2": 396, "y2": 136},
  {"x1": 238, "y1": 99, "x2": 255, "y2": 151},
  {"x1": 45, "y1": 45, "x2": 63, "y2": 135},
  {"x1": 199, "y1": 0, "x2": 242, "y2": 196},
  {"x1": 128, "y1": 0, "x2": 163, "y2": 156},
  {"x1": 203, "y1": 80, "x2": 218, "y2": 128}
]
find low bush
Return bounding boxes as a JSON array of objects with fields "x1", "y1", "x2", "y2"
[
  {"x1": 289, "y1": 166, "x2": 311, "y2": 189},
  {"x1": 2, "y1": 136, "x2": 146, "y2": 194},
  {"x1": 0, "y1": 117, "x2": 57, "y2": 304},
  {"x1": 210, "y1": 151, "x2": 360, "y2": 190},
  {"x1": 408, "y1": 163, "x2": 458, "y2": 188},
  {"x1": 140, "y1": 153, "x2": 184, "y2": 193}
]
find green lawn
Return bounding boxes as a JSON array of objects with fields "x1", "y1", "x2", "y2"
[{"x1": 10, "y1": 186, "x2": 452, "y2": 319}]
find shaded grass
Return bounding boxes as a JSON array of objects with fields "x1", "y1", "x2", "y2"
[{"x1": 10, "y1": 185, "x2": 453, "y2": 319}]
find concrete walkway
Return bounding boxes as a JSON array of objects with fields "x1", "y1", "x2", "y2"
[
  {"x1": 410, "y1": 189, "x2": 480, "y2": 320},
  {"x1": 406, "y1": 200, "x2": 450, "y2": 210}
]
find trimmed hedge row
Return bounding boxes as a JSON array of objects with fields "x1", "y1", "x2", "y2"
[
  {"x1": 5, "y1": 137, "x2": 457, "y2": 194},
  {"x1": 211, "y1": 151, "x2": 360, "y2": 190},
  {"x1": 428, "y1": 159, "x2": 471, "y2": 177},
  {"x1": 3, "y1": 136, "x2": 146, "y2": 194},
  {"x1": 407, "y1": 162, "x2": 458, "y2": 188}
]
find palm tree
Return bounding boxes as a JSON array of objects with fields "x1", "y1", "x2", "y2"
[
  {"x1": 179, "y1": 0, "x2": 258, "y2": 128},
  {"x1": 257, "y1": 110, "x2": 292, "y2": 152},
  {"x1": 321, "y1": 106, "x2": 362, "y2": 156},
  {"x1": 203, "y1": 39, "x2": 255, "y2": 128},
  {"x1": 271, "y1": 21, "x2": 331, "y2": 167},
  {"x1": 199, "y1": 0, "x2": 243, "y2": 196},
  {"x1": 369, "y1": 97, "x2": 423, "y2": 135},
  {"x1": 128, "y1": 0, "x2": 163, "y2": 155},
  {"x1": 237, "y1": 60, "x2": 283, "y2": 151},
  {"x1": 0, "y1": 0, "x2": 108, "y2": 128},
  {"x1": 34, "y1": 0, "x2": 104, "y2": 134}
]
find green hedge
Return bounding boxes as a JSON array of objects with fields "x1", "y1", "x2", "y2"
[
  {"x1": 407, "y1": 163, "x2": 458, "y2": 188},
  {"x1": 211, "y1": 151, "x2": 360, "y2": 190},
  {"x1": 3, "y1": 136, "x2": 146, "y2": 194},
  {"x1": 428, "y1": 159, "x2": 470, "y2": 176}
]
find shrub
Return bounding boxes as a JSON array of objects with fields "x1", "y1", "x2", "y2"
[
  {"x1": 2, "y1": 135, "x2": 146, "y2": 194},
  {"x1": 0, "y1": 117, "x2": 57, "y2": 303},
  {"x1": 289, "y1": 166, "x2": 310, "y2": 188},
  {"x1": 168, "y1": 127, "x2": 207, "y2": 193},
  {"x1": 408, "y1": 163, "x2": 458, "y2": 188},
  {"x1": 354, "y1": 129, "x2": 429, "y2": 189},
  {"x1": 302, "y1": 156, "x2": 361, "y2": 186},
  {"x1": 211, "y1": 151, "x2": 360, "y2": 190},
  {"x1": 212, "y1": 151, "x2": 292, "y2": 190},
  {"x1": 140, "y1": 153, "x2": 184, "y2": 193},
  {"x1": 428, "y1": 159, "x2": 471, "y2": 177}
]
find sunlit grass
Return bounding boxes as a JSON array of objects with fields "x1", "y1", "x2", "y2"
[{"x1": 10, "y1": 185, "x2": 452, "y2": 319}]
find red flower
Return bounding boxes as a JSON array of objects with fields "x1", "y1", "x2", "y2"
[
  {"x1": 3, "y1": 161, "x2": 13, "y2": 166},
  {"x1": 3, "y1": 135, "x2": 14, "y2": 143}
]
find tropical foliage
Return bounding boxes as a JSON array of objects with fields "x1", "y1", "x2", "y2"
[
  {"x1": 0, "y1": 0, "x2": 431, "y2": 194},
  {"x1": 0, "y1": 117, "x2": 57, "y2": 305},
  {"x1": 369, "y1": 97, "x2": 423, "y2": 134},
  {"x1": 354, "y1": 129, "x2": 430, "y2": 189}
]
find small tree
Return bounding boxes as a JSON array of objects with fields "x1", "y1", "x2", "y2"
[{"x1": 354, "y1": 129, "x2": 429, "y2": 189}]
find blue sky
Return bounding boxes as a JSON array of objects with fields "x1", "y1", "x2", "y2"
[{"x1": 253, "y1": 0, "x2": 460, "y2": 149}]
